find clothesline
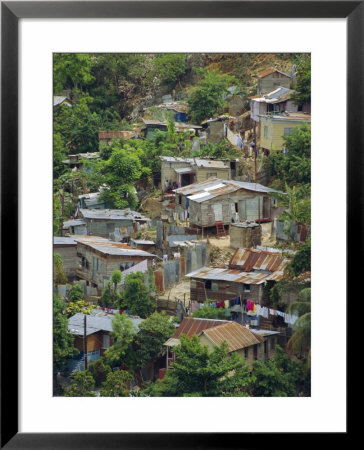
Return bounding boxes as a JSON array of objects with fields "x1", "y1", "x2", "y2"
[{"x1": 198, "y1": 298, "x2": 298, "y2": 326}]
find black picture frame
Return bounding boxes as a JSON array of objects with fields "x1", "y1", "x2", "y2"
[{"x1": 1, "y1": 1, "x2": 356, "y2": 448}]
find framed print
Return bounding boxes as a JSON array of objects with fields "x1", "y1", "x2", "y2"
[{"x1": 1, "y1": 1, "x2": 358, "y2": 448}]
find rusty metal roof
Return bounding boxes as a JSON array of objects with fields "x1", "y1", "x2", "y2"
[
  {"x1": 186, "y1": 266, "x2": 286, "y2": 284},
  {"x1": 199, "y1": 321, "x2": 263, "y2": 351},
  {"x1": 72, "y1": 235, "x2": 156, "y2": 258},
  {"x1": 229, "y1": 248, "x2": 288, "y2": 272},
  {"x1": 172, "y1": 317, "x2": 230, "y2": 339},
  {"x1": 256, "y1": 67, "x2": 290, "y2": 78}
]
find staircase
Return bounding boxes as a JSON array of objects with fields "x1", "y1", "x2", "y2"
[{"x1": 215, "y1": 221, "x2": 226, "y2": 237}]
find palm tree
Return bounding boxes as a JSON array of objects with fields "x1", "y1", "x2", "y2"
[{"x1": 286, "y1": 287, "x2": 311, "y2": 367}]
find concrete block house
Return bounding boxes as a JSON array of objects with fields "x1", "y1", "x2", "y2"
[{"x1": 72, "y1": 235, "x2": 156, "y2": 293}]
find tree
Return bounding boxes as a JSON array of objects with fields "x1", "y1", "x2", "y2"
[
  {"x1": 251, "y1": 346, "x2": 305, "y2": 397},
  {"x1": 266, "y1": 124, "x2": 311, "y2": 188},
  {"x1": 285, "y1": 236, "x2": 311, "y2": 277},
  {"x1": 63, "y1": 371, "x2": 96, "y2": 397},
  {"x1": 130, "y1": 312, "x2": 175, "y2": 370},
  {"x1": 99, "y1": 370, "x2": 133, "y2": 397},
  {"x1": 122, "y1": 272, "x2": 155, "y2": 319},
  {"x1": 146, "y1": 335, "x2": 251, "y2": 397},
  {"x1": 53, "y1": 94, "x2": 102, "y2": 154},
  {"x1": 100, "y1": 269, "x2": 123, "y2": 308},
  {"x1": 187, "y1": 69, "x2": 237, "y2": 124},
  {"x1": 286, "y1": 288, "x2": 311, "y2": 365},
  {"x1": 104, "y1": 313, "x2": 138, "y2": 365},
  {"x1": 154, "y1": 53, "x2": 187, "y2": 88},
  {"x1": 191, "y1": 302, "x2": 228, "y2": 320},
  {"x1": 53, "y1": 253, "x2": 67, "y2": 285},
  {"x1": 53, "y1": 53, "x2": 95, "y2": 93},
  {"x1": 291, "y1": 54, "x2": 311, "y2": 106},
  {"x1": 53, "y1": 294, "x2": 79, "y2": 372},
  {"x1": 87, "y1": 357, "x2": 112, "y2": 387}
]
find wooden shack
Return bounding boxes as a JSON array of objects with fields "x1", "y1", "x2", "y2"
[
  {"x1": 79, "y1": 209, "x2": 150, "y2": 239},
  {"x1": 72, "y1": 235, "x2": 156, "y2": 291},
  {"x1": 256, "y1": 67, "x2": 291, "y2": 95},
  {"x1": 174, "y1": 178, "x2": 281, "y2": 230},
  {"x1": 53, "y1": 237, "x2": 78, "y2": 281}
]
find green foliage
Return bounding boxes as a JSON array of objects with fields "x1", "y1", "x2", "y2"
[
  {"x1": 285, "y1": 237, "x2": 311, "y2": 277},
  {"x1": 54, "y1": 53, "x2": 95, "y2": 93},
  {"x1": 111, "y1": 269, "x2": 123, "y2": 285},
  {"x1": 192, "y1": 139, "x2": 241, "y2": 160},
  {"x1": 65, "y1": 300, "x2": 95, "y2": 317},
  {"x1": 53, "y1": 253, "x2": 67, "y2": 285},
  {"x1": 191, "y1": 302, "x2": 228, "y2": 320},
  {"x1": 291, "y1": 54, "x2": 311, "y2": 106},
  {"x1": 87, "y1": 357, "x2": 112, "y2": 387},
  {"x1": 104, "y1": 313, "x2": 138, "y2": 365},
  {"x1": 122, "y1": 272, "x2": 155, "y2": 319},
  {"x1": 99, "y1": 370, "x2": 133, "y2": 397},
  {"x1": 286, "y1": 288, "x2": 311, "y2": 364},
  {"x1": 130, "y1": 312, "x2": 176, "y2": 370},
  {"x1": 68, "y1": 284, "x2": 83, "y2": 302},
  {"x1": 100, "y1": 270, "x2": 123, "y2": 308},
  {"x1": 54, "y1": 94, "x2": 102, "y2": 154},
  {"x1": 53, "y1": 294, "x2": 79, "y2": 372},
  {"x1": 154, "y1": 53, "x2": 187, "y2": 86},
  {"x1": 145, "y1": 335, "x2": 251, "y2": 397},
  {"x1": 265, "y1": 124, "x2": 311, "y2": 188},
  {"x1": 251, "y1": 346, "x2": 305, "y2": 397},
  {"x1": 63, "y1": 371, "x2": 96, "y2": 397},
  {"x1": 188, "y1": 69, "x2": 237, "y2": 124},
  {"x1": 271, "y1": 183, "x2": 311, "y2": 231}
]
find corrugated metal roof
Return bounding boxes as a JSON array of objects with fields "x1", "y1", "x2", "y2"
[
  {"x1": 63, "y1": 219, "x2": 86, "y2": 228},
  {"x1": 200, "y1": 321, "x2": 263, "y2": 351},
  {"x1": 260, "y1": 113, "x2": 311, "y2": 122},
  {"x1": 54, "y1": 237, "x2": 77, "y2": 246},
  {"x1": 172, "y1": 317, "x2": 230, "y2": 339},
  {"x1": 174, "y1": 167, "x2": 194, "y2": 174},
  {"x1": 229, "y1": 248, "x2": 288, "y2": 272},
  {"x1": 256, "y1": 67, "x2": 290, "y2": 78},
  {"x1": 72, "y1": 235, "x2": 156, "y2": 258},
  {"x1": 80, "y1": 209, "x2": 148, "y2": 221},
  {"x1": 175, "y1": 178, "x2": 281, "y2": 202},
  {"x1": 194, "y1": 159, "x2": 228, "y2": 169},
  {"x1": 160, "y1": 156, "x2": 194, "y2": 163},
  {"x1": 68, "y1": 313, "x2": 144, "y2": 336},
  {"x1": 185, "y1": 266, "x2": 286, "y2": 284}
]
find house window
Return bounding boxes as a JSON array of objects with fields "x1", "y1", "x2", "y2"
[
  {"x1": 253, "y1": 345, "x2": 258, "y2": 360},
  {"x1": 271, "y1": 338, "x2": 276, "y2": 350},
  {"x1": 243, "y1": 284, "x2": 250, "y2": 292},
  {"x1": 205, "y1": 280, "x2": 212, "y2": 290},
  {"x1": 284, "y1": 127, "x2": 293, "y2": 136},
  {"x1": 211, "y1": 281, "x2": 218, "y2": 292},
  {"x1": 234, "y1": 202, "x2": 239, "y2": 213},
  {"x1": 102, "y1": 334, "x2": 111, "y2": 349},
  {"x1": 264, "y1": 126, "x2": 268, "y2": 138},
  {"x1": 178, "y1": 195, "x2": 182, "y2": 205},
  {"x1": 120, "y1": 262, "x2": 134, "y2": 272},
  {"x1": 97, "y1": 258, "x2": 101, "y2": 272},
  {"x1": 244, "y1": 348, "x2": 249, "y2": 359},
  {"x1": 207, "y1": 173, "x2": 217, "y2": 179}
]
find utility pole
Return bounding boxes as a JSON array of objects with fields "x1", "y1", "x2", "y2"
[
  {"x1": 83, "y1": 314, "x2": 88, "y2": 371},
  {"x1": 239, "y1": 295, "x2": 244, "y2": 326}
]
